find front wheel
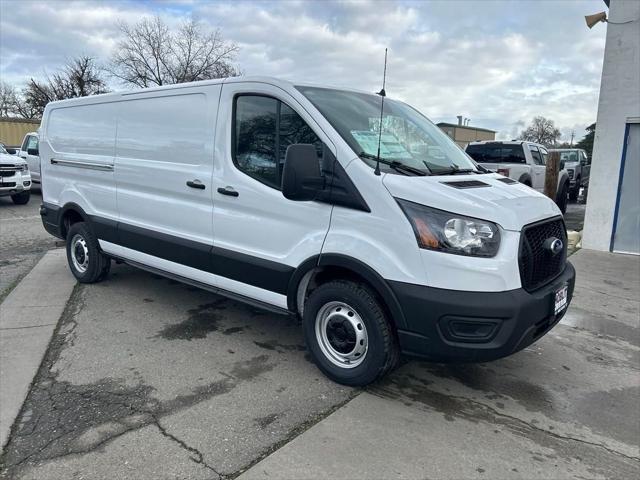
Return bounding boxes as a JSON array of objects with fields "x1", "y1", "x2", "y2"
[
  {"x1": 303, "y1": 280, "x2": 399, "y2": 386},
  {"x1": 11, "y1": 191, "x2": 30, "y2": 205},
  {"x1": 65, "y1": 222, "x2": 111, "y2": 283}
]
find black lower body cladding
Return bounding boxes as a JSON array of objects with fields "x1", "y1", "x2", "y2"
[
  {"x1": 41, "y1": 202, "x2": 576, "y2": 364},
  {"x1": 391, "y1": 262, "x2": 576, "y2": 362}
]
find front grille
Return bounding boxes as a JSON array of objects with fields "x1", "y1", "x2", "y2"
[
  {"x1": 518, "y1": 217, "x2": 567, "y2": 291},
  {"x1": 0, "y1": 166, "x2": 18, "y2": 177},
  {"x1": 567, "y1": 169, "x2": 574, "y2": 179}
]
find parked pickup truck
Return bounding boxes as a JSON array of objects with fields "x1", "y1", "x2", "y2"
[
  {"x1": 549, "y1": 148, "x2": 590, "y2": 201},
  {"x1": 0, "y1": 143, "x2": 31, "y2": 204},
  {"x1": 466, "y1": 140, "x2": 570, "y2": 213},
  {"x1": 19, "y1": 132, "x2": 40, "y2": 184}
]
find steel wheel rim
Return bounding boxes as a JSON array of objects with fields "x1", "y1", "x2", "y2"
[
  {"x1": 315, "y1": 301, "x2": 368, "y2": 369},
  {"x1": 71, "y1": 234, "x2": 89, "y2": 273}
]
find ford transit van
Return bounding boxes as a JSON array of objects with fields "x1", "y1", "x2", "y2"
[{"x1": 39, "y1": 77, "x2": 575, "y2": 386}]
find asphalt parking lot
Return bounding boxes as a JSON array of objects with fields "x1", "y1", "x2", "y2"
[
  {"x1": 0, "y1": 189, "x2": 58, "y2": 301},
  {"x1": 1, "y1": 196, "x2": 638, "y2": 479}
]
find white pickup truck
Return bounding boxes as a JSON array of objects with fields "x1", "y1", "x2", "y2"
[
  {"x1": 0, "y1": 144, "x2": 31, "y2": 204},
  {"x1": 466, "y1": 140, "x2": 570, "y2": 213},
  {"x1": 18, "y1": 131, "x2": 40, "y2": 184}
]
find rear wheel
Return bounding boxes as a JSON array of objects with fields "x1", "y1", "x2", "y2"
[
  {"x1": 303, "y1": 280, "x2": 399, "y2": 386},
  {"x1": 569, "y1": 179, "x2": 580, "y2": 202},
  {"x1": 11, "y1": 191, "x2": 30, "y2": 205},
  {"x1": 556, "y1": 181, "x2": 569, "y2": 214},
  {"x1": 65, "y1": 222, "x2": 111, "y2": 283}
]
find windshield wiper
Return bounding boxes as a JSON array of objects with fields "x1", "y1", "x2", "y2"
[
  {"x1": 358, "y1": 152, "x2": 429, "y2": 176},
  {"x1": 430, "y1": 164, "x2": 480, "y2": 176}
]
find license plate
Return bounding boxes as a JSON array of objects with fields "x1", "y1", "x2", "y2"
[{"x1": 554, "y1": 285, "x2": 568, "y2": 315}]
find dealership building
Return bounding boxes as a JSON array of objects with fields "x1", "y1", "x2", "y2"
[{"x1": 582, "y1": 0, "x2": 639, "y2": 255}]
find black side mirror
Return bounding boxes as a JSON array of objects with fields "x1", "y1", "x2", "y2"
[
  {"x1": 559, "y1": 159, "x2": 566, "y2": 170},
  {"x1": 282, "y1": 144, "x2": 323, "y2": 201},
  {"x1": 27, "y1": 148, "x2": 38, "y2": 156}
]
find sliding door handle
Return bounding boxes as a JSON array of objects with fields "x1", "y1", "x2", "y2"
[
  {"x1": 217, "y1": 186, "x2": 239, "y2": 197},
  {"x1": 187, "y1": 180, "x2": 205, "y2": 190}
]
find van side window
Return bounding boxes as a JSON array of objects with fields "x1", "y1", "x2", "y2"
[
  {"x1": 234, "y1": 95, "x2": 322, "y2": 189},
  {"x1": 279, "y1": 103, "x2": 322, "y2": 166}
]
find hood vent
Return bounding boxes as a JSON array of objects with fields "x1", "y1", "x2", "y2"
[
  {"x1": 441, "y1": 180, "x2": 490, "y2": 189},
  {"x1": 496, "y1": 177, "x2": 518, "y2": 185}
]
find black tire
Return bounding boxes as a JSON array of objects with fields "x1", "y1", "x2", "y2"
[
  {"x1": 556, "y1": 181, "x2": 569, "y2": 214},
  {"x1": 11, "y1": 191, "x2": 30, "y2": 205},
  {"x1": 569, "y1": 181, "x2": 579, "y2": 202},
  {"x1": 303, "y1": 280, "x2": 399, "y2": 386},
  {"x1": 65, "y1": 222, "x2": 111, "y2": 283}
]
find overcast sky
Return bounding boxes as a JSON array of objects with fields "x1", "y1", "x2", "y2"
[{"x1": 0, "y1": 0, "x2": 607, "y2": 141}]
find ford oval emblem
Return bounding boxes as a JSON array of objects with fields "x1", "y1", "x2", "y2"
[{"x1": 544, "y1": 237, "x2": 564, "y2": 256}]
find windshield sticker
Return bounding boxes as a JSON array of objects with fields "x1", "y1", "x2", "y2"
[{"x1": 350, "y1": 130, "x2": 413, "y2": 159}]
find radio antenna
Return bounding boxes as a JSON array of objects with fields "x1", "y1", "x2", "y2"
[{"x1": 374, "y1": 48, "x2": 388, "y2": 176}]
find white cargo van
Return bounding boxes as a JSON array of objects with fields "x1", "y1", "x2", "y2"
[{"x1": 39, "y1": 77, "x2": 575, "y2": 386}]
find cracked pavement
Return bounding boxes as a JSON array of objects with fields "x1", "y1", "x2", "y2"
[{"x1": 1, "y1": 200, "x2": 638, "y2": 479}]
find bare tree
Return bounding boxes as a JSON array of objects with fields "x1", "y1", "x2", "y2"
[
  {"x1": 108, "y1": 16, "x2": 239, "y2": 87},
  {"x1": 518, "y1": 116, "x2": 561, "y2": 147},
  {"x1": 18, "y1": 56, "x2": 108, "y2": 118},
  {"x1": 0, "y1": 81, "x2": 19, "y2": 117}
]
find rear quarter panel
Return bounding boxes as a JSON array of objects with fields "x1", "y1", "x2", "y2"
[{"x1": 40, "y1": 100, "x2": 118, "y2": 220}]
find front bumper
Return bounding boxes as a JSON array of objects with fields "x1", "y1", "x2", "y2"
[
  {"x1": 391, "y1": 262, "x2": 575, "y2": 362},
  {"x1": 0, "y1": 176, "x2": 31, "y2": 196}
]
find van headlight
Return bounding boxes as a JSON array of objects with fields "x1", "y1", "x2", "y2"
[{"x1": 396, "y1": 199, "x2": 500, "y2": 257}]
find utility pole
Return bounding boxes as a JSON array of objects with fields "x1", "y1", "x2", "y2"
[
  {"x1": 545, "y1": 151, "x2": 561, "y2": 199},
  {"x1": 570, "y1": 130, "x2": 575, "y2": 146}
]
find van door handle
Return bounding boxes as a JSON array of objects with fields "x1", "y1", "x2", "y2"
[
  {"x1": 217, "y1": 186, "x2": 239, "y2": 197},
  {"x1": 186, "y1": 180, "x2": 205, "y2": 190}
]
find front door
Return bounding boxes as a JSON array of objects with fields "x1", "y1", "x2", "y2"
[
  {"x1": 528, "y1": 145, "x2": 546, "y2": 192},
  {"x1": 20, "y1": 134, "x2": 40, "y2": 182},
  {"x1": 212, "y1": 82, "x2": 334, "y2": 308}
]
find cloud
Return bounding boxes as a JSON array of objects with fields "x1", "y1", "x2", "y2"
[{"x1": 0, "y1": 0, "x2": 606, "y2": 142}]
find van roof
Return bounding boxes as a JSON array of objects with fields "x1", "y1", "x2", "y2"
[{"x1": 45, "y1": 76, "x2": 377, "y2": 109}]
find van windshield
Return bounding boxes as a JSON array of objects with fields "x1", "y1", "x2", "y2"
[{"x1": 296, "y1": 86, "x2": 479, "y2": 175}]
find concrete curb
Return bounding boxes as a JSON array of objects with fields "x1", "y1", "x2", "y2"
[{"x1": 0, "y1": 249, "x2": 76, "y2": 451}]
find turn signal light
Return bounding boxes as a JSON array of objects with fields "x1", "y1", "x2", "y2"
[{"x1": 414, "y1": 218, "x2": 440, "y2": 248}]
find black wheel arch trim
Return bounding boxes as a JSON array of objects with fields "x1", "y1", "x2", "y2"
[
  {"x1": 517, "y1": 173, "x2": 532, "y2": 185},
  {"x1": 287, "y1": 253, "x2": 408, "y2": 329}
]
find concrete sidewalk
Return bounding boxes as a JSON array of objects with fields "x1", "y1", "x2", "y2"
[
  {"x1": 239, "y1": 249, "x2": 640, "y2": 479},
  {"x1": 0, "y1": 249, "x2": 75, "y2": 451}
]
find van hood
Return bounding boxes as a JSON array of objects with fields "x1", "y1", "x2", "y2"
[{"x1": 382, "y1": 173, "x2": 561, "y2": 232}]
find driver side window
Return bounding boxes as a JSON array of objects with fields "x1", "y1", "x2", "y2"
[{"x1": 233, "y1": 95, "x2": 322, "y2": 189}]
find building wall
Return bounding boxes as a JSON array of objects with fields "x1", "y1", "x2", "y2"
[
  {"x1": 438, "y1": 124, "x2": 496, "y2": 149},
  {"x1": 582, "y1": 0, "x2": 640, "y2": 251},
  {"x1": 0, "y1": 117, "x2": 40, "y2": 146}
]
